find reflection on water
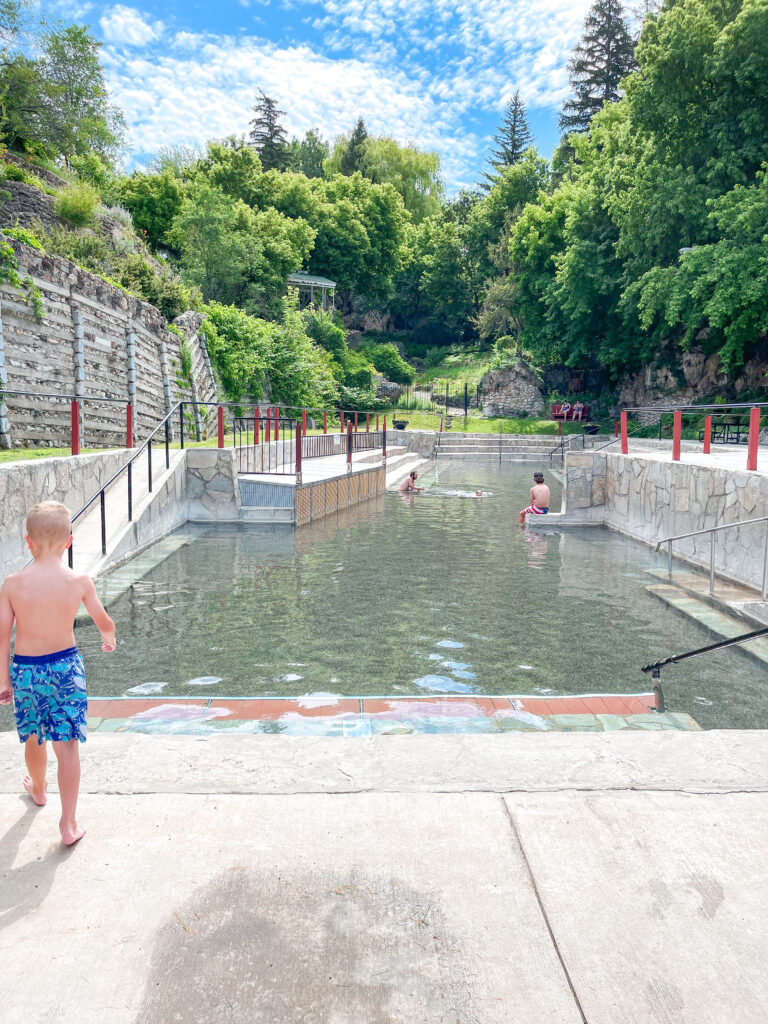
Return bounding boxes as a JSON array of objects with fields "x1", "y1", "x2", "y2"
[{"x1": 0, "y1": 460, "x2": 762, "y2": 732}]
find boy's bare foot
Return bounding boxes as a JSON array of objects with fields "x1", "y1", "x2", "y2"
[
  {"x1": 23, "y1": 775, "x2": 47, "y2": 806},
  {"x1": 60, "y1": 822, "x2": 86, "y2": 846}
]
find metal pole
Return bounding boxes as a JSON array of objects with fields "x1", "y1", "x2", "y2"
[
  {"x1": 165, "y1": 417, "x2": 170, "y2": 469},
  {"x1": 366, "y1": 412, "x2": 369, "y2": 432},
  {"x1": 296, "y1": 422, "x2": 302, "y2": 484},
  {"x1": 275, "y1": 411, "x2": 280, "y2": 443},
  {"x1": 667, "y1": 542, "x2": 672, "y2": 583},
  {"x1": 148, "y1": 438, "x2": 153, "y2": 492},
  {"x1": 445, "y1": 381, "x2": 448, "y2": 415},
  {"x1": 302, "y1": 408, "x2": 307, "y2": 436},
  {"x1": 100, "y1": 489, "x2": 106, "y2": 556},
  {"x1": 464, "y1": 382, "x2": 468, "y2": 417},
  {"x1": 762, "y1": 524, "x2": 768, "y2": 602},
  {"x1": 709, "y1": 531, "x2": 715, "y2": 596},
  {"x1": 672, "y1": 410, "x2": 682, "y2": 461},
  {"x1": 354, "y1": 412, "x2": 358, "y2": 433},
  {"x1": 217, "y1": 405, "x2": 224, "y2": 448},
  {"x1": 128, "y1": 460, "x2": 133, "y2": 521},
  {"x1": 652, "y1": 668, "x2": 666, "y2": 714},
  {"x1": 126, "y1": 403, "x2": 133, "y2": 448},
  {"x1": 382, "y1": 416, "x2": 386, "y2": 461},
  {"x1": 180, "y1": 404, "x2": 185, "y2": 450},
  {"x1": 340, "y1": 411, "x2": 345, "y2": 435},
  {"x1": 703, "y1": 415, "x2": 711, "y2": 454},
  {"x1": 620, "y1": 411, "x2": 628, "y2": 454},
  {"x1": 747, "y1": 406, "x2": 760, "y2": 471},
  {"x1": 323, "y1": 410, "x2": 327, "y2": 434},
  {"x1": 376, "y1": 413, "x2": 379, "y2": 431},
  {"x1": 71, "y1": 400, "x2": 80, "y2": 456},
  {"x1": 347, "y1": 421, "x2": 353, "y2": 472}
]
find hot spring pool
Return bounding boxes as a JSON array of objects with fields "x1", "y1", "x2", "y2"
[{"x1": 1, "y1": 460, "x2": 763, "y2": 731}]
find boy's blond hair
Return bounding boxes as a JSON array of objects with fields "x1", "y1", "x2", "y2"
[{"x1": 26, "y1": 501, "x2": 72, "y2": 547}]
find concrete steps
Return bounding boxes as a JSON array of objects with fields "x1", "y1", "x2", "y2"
[
  {"x1": 646, "y1": 568, "x2": 768, "y2": 629},
  {"x1": 645, "y1": 583, "x2": 768, "y2": 666}
]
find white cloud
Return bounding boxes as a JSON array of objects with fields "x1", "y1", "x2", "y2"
[
  {"x1": 100, "y1": 5, "x2": 163, "y2": 47},
  {"x1": 104, "y1": 31, "x2": 482, "y2": 188}
]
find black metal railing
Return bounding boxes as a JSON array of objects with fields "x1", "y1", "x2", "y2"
[
  {"x1": 234, "y1": 416, "x2": 296, "y2": 475},
  {"x1": 641, "y1": 625, "x2": 768, "y2": 712}
]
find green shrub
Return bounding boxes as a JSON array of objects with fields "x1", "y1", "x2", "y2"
[
  {"x1": 360, "y1": 341, "x2": 415, "y2": 385},
  {"x1": 54, "y1": 183, "x2": 100, "y2": 227},
  {"x1": 1, "y1": 163, "x2": 26, "y2": 182},
  {"x1": 422, "y1": 346, "x2": 448, "y2": 369},
  {"x1": 2, "y1": 226, "x2": 44, "y2": 250}
]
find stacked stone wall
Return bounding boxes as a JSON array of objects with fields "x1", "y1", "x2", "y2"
[{"x1": 0, "y1": 239, "x2": 217, "y2": 449}]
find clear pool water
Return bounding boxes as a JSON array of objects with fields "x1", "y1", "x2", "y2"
[{"x1": 1, "y1": 461, "x2": 763, "y2": 730}]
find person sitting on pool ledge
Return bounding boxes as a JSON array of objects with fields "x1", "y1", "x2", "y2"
[
  {"x1": 398, "y1": 470, "x2": 424, "y2": 494},
  {"x1": 519, "y1": 472, "x2": 550, "y2": 525}
]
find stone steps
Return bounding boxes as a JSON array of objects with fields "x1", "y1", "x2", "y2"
[
  {"x1": 645, "y1": 583, "x2": 768, "y2": 666},
  {"x1": 646, "y1": 568, "x2": 768, "y2": 629}
]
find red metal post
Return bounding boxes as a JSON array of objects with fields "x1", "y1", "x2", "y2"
[
  {"x1": 620, "y1": 411, "x2": 628, "y2": 455},
  {"x1": 440, "y1": 415, "x2": 443, "y2": 432},
  {"x1": 323, "y1": 410, "x2": 327, "y2": 434},
  {"x1": 376, "y1": 413, "x2": 379, "y2": 431},
  {"x1": 295, "y1": 422, "x2": 302, "y2": 479},
  {"x1": 672, "y1": 410, "x2": 682, "y2": 461},
  {"x1": 382, "y1": 416, "x2": 387, "y2": 460},
  {"x1": 275, "y1": 409, "x2": 280, "y2": 442},
  {"x1": 265, "y1": 408, "x2": 271, "y2": 444},
  {"x1": 340, "y1": 411, "x2": 345, "y2": 435},
  {"x1": 217, "y1": 405, "x2": 224, "y2": 448},
  {"x1": 747, "y1": 406, "x2": 760, "y2": 471},
  {"x1": 354, "y1": 412, "x2": 358, "y2": 433},
  {"x1": 703, "y1": 415, "x2": 711, "y2": 454},
  {"x1": 71, "y1": 400, "x2": 80, "y2": 456},
  {"x1": 302, "y1": 408, "x2": 307, "y2": 435},
  {"x1": 126, "y1": 403, "x2": 133, "y2": 448},
  {"x1": 347, "y1": 421, "x2": 353, "y2": 466}
]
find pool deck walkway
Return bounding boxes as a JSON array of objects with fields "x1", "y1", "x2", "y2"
[{"x1": 0, "y1": 729, "x2": 766, "y2": 1023}]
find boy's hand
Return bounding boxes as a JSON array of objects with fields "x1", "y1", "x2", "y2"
[
  {"x1": 0, "y1": 683, "x2": 12, "y2": 705},
  {"x1": 101, "y1": 630, "x2": 116, "y2": 653}
]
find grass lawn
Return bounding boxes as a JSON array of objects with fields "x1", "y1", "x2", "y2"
[{"x1": 414, "y1": 351, "x2": 492, "y2": 387}]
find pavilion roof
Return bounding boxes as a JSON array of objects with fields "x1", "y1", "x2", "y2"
[{"x1": 287, "y1": 271, "x2": 336, "y2": 288}]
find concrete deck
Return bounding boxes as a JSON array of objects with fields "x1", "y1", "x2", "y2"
[{"x1": 1, "y1": 731, "x2": 766, "y2": 1023}]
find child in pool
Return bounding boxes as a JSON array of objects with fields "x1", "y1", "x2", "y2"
[
  {"x1": 0, "y1": 501, "x2": 116, "y2": 846},
  {"x1": 519, "y1": 472, "x2": 551, "y2": 525}
]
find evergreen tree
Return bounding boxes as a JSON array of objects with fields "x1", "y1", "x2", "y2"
[
  {"x1": 482, "y1": 91, "x2": 532, "y2": 189},
  {"x1": 559, "y1": 0, "x2": 637, "y2": 135},
  {"x1": 340, "y1": 117, "x2": 368, "y2": 175},
  {"x1": 248, "y1": 89, "x2": 289, "y2": 171}
]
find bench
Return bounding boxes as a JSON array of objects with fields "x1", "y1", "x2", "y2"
[{"x1": 551, "y1": 402, "x2": 589, "y2": 422}]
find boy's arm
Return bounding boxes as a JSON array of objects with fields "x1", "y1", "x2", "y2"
[
  {"x1": 81, "y1": 576, "x2": 116, "y2": 652},
  {"x1": 0, "y1": 581, "x2": 14, "y2": 702}
]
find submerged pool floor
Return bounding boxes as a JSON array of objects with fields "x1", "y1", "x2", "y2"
[{"x1": 87, "y1": 693, "x2": 700, "y2": 735}]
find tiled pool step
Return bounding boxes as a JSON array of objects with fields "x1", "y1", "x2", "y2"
[{"x1": 86, "y1": 693, "x2": 700, "y2": 736}]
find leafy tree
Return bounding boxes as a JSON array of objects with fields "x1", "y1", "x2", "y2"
[
  {"x1": 483, "y1": 91, "x2": 533, "y2": 189},
  {"x1": 559, "y1": 0, "x2": 637, "y2": 135},
  {"x1": 360, "y1": 341, "x2": 415, "y2": 384},
  {"x1": 195, "y1": 137, "x2": 262, "y2": 205},
  {"x1": 288, "y1": 129, "x2": 329, "y2": 178},
  {"x1": 339, "y1": 117, "x2": 368, "y2": 175},
  {"x1": 120, "y1": 170, "x2": 185, "y2": 251},
  {"x1": 359, "y1": 136, "x2": 443, "y2": 222},
  {"x1": 39, "y1": 25, "x2": 124, "y2": 163},
  {"x1": 249, "y1": 90, "x2": 289, "y2": 171}
]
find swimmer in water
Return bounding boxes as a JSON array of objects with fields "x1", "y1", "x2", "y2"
[
  {"x1": 519, "y1": 472, "x2": 550, "y2": 525},
  {"x1": 398, "y1": 470, "x2": 425, "y2": 494}
]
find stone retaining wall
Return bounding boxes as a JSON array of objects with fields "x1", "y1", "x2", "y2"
[
  {"x1": 563, "y1": 451, "x2": 768, "y2": 590},
  {"x1": 0, "y1": 239, "x2": 217, "y2": 450},
  {"x1": 0, "y1": 449, "x2": 129, "y2": 577}
]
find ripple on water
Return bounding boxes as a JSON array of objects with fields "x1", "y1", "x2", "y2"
[
  {"x1": 186, "y1": 676, "x2": 222, "y2": 687},
  {"x1": 126, "y1": 681, "x2": 168, "y2": 696},
  {"x1": 440, "y1": 661, "x2": 471, "y2": 671},
  {"x1": 435, "y1": 640, "x2": 465, "y2": 649},
  {"x1": 275, "y1": 673, "x2": 304, "y2": 683},
  {"x1": 413, "y1": 674, "x2": 474, "y2": 694}
]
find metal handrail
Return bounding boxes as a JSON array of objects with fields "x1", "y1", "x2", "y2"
[
  {"x1": 624, "y1": 401, "x2": 768, "y2": 413},
  {"x1": 656, "y1": 515, "x2": 768, "y2": 601},
  {"x1": 591, "y1": 418, "x2": 662, "y2": 452},
  {"x1": 640, "y1": 625, "x2": 768, "y2": 713}
]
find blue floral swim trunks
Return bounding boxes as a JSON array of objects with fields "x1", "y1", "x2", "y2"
[{"x1": 11, "y1": 647, "x2": 87, "y2": 744}]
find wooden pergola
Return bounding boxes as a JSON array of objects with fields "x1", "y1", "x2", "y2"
[{"x1": 287, "y1": 271, "x2": 336, "y2": 311}]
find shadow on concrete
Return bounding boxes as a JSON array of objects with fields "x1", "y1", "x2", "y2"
[{"x1": 0, "y1": 797, "x2": 75, "y2": 932}]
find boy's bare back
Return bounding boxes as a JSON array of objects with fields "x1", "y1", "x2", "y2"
[
  {"x1": 531, "y1": 482, "x2": 551, "y2": 508},
  {"x1": 2, "y1": 560, "x2": 114, "y2": 657}
]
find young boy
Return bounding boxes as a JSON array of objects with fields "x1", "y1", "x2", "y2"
[
  {"x1": 519, "y1": 472, "x2": 551, "y2": 525},
  {"x1": 0, "y1": 501, "x2": 116, "y2": 845}
]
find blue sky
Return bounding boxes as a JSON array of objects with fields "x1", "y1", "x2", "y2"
[{"x1": 47, "y1": 0, "x2": 597, "y2": 193}]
